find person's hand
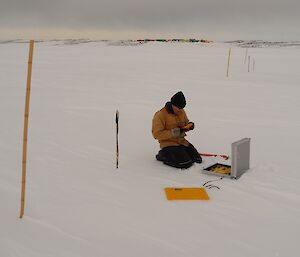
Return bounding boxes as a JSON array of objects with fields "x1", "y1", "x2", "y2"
[
  {"x1": 181, "y1": 122, "x2": 194, "y2": 132},
  {"x1": 171, "y1": 127, "x2": 184, "y2": 138}
]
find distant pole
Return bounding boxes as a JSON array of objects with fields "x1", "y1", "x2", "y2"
[
  {"x1": 226, "y1": 48, "x2": 231, "y2": 77},
  {"x1": 116, "y1": 110, "x2": 119, "y2": 169},
  {"x1": 244, "y1": 48, "x2": 248, "y2": 64},
  {"x1": 253, "y1": 58, "x2": 255, "y2": 72},
  {"x1": 20, "y1": 40, "x2": 34, "y2": 219},
  {"x1": 248, "y1": 56, "x2": 250, "y2": 72}
]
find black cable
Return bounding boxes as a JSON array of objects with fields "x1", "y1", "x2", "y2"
[
  {"x1": 202, "y1": 177, "x2": 223, "y2": 187},
  {"x1": 206, "y1": 185, "x2": 220, "y2": 190}
]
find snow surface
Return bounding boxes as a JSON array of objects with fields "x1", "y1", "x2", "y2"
[{"x1": 0, "y1": 40, "x2": 300, "y2": 257}]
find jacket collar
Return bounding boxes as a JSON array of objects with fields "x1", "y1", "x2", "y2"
[{"x1": 165, "y1": 102, "x2": 175, "y2": 114}]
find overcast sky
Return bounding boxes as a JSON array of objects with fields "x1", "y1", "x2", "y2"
[{"x1": 0, "y1": 0, "x2": 299, "y2": 40}]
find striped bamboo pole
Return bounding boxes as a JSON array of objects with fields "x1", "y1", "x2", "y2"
[
  {"x1": 20, "y1": 40, "x2": 34, "y2": 219},
  {"x1": 116, "y1": 110, "x2": 119, "y2": 169}
]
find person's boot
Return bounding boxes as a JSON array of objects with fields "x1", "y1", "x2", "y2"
[
  {"x1": 156, "y1": 150, "x2": 166, "y2": 162},
  {"x1": 194, "y1": 155, "x2": 202, "y2": 164}
]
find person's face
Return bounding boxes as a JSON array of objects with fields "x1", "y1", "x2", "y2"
[{"x1": 172, "y1": 105, "x2": 180, "y2": 115}]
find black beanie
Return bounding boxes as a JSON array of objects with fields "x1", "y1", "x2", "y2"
[{"x1": 171, "y1": 91, "x2": 186, "y2": 109}]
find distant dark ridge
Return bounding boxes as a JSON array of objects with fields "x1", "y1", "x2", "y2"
[
  {"x1": 3, "y1": 39, "x2": 299, "y2": 48},
  {"x1": 224, "y1": 40, "x2": 300, "y2": 48},
  {"x1": 0, "y1": 39, "x2": 30, "y2": 44},
  {"x1": 1, "y1": 38, "x2": 212, "y2": 45},
  {"x1": 0, "y1": 39, "x2": 47, "y2": 44},
  {"x1": 53, "y1": 39, "x2": 107, "y2": 45},
  {"x1": 0, "y1": 39, "x2": 106, "y2": 45}
]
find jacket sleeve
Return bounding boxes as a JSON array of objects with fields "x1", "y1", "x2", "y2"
[{"x1": 152, "y1": 112, "x2": 172, "y2": 141}]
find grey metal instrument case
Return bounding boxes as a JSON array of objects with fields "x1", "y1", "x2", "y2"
[{"x1": 202, "y1": 138, "x2": 251, "y2": 179}]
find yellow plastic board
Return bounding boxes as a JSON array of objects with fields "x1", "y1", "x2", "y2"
[{"x1": 164, "y1": 187, "x2": 209, "y2": 200}]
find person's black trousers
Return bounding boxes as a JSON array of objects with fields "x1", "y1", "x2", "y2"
[{"x1": 156, "y1": 143, "x2": 202, "y2": 169}]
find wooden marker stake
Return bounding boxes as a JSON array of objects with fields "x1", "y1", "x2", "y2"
[
  {"x1": 244, "y1": 48, "x2": 248, "y2": 64},
  {"x1": 20, "y1": 40, "x2": 34, "y2": 219},
  {"x1": 226, "y1": 48, "x2": 231, "y2": 77},
  {"x1": 248, "y1": 56, "x2": 250, "y2": 72}
]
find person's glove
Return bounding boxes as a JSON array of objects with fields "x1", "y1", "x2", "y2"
[
  {"x1": 171, "y1": 127, "x2": 185, "y2": 138},
  {"x1": 181, "y1": 122, "x2": 195, "y2": 132}
]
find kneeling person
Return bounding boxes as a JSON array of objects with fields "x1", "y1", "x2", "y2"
[{"x1": 152, "y1": 91, "x2": 202, "y2": 169}]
